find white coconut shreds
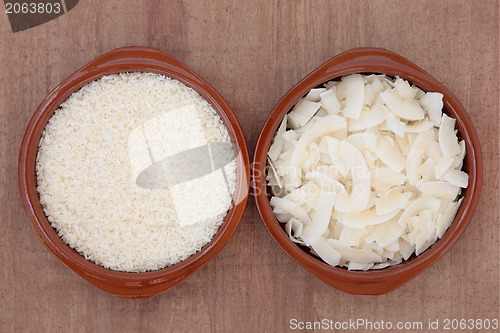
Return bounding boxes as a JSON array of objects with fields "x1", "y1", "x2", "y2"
[{"x1": 36, "y1": 72, "x2": 237, "y2": 272}]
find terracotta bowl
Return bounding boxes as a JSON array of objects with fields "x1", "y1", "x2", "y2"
[
  {"x1": 252, "y1": 47, "x2": 483, "y2": 295},
  {"x1": 18, "y1": 46, "x2": 250, "y2": 298}
]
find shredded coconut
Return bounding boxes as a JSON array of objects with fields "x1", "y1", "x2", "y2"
[{"x1": 36, "y1": 72, "x2": 237, "y2": 272}]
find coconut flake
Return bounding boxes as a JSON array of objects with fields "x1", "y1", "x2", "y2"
[
  {"x1": 406, "y1": 129, "x2": 435, "y2": 185},
  {"x1": 443, "y1": 169, "x2": 469, "y2": 188},
  {"x1": 395, "y1": 77, "x2": 418, "y2": 99},
  {"x1": 386, "y1": 111, "x2": 406, "y2": 137},
  {"x1": 419, "y1": 92, "x2": 443, "y2": 126},
  {"x1": 342, "y1": 209, "x2": 400, "y2": 229},
  {"x1": 268, "y1": 115, "x2": 288, "y2": 161},
  {"x1": 451, "y1": 140, "x2": 466, "y2": 168},
  {"x1": 324, "y1": 136, "x2": 350, "y2": 176},
  {"x1": 267, "y1": 158, "x2": 283, "y2": 188},
  {"x1": 309, "y1": 236, "x2": 341, "y2": 266},
  {"x1": 338, "y1": 226, "x2": 369, "y2": 247},
  {"x1": 288, "y1": 99, "x2": 321, "y2": 128},
  {"x1": 374, "y1": 191, "x2": 411, "y2": 215},
  {"x1": 419, "y1": 181, "x2": 460, "y2": 199},
  {"x1": 370, "y1": 167, "x2": 406, "y2": 187},
  {"x1": 364, "y1": 78, "x2": 384, "y2": 106},
  {"x1": 305, "y1": 88, "x2": 327, "y2": 102},
  {"x1": 300, "y1": 191, "x2": 336, "y2": 245},
  {"x1": 439, "y1": 113, "x2": 461, "y2": 157},
  {"x1": 405, "y1": 119, "x2": 434, "y2": 133},
  {"x1": 285, "y1": 218, "x2": 305, "y2": 244},
  {"x1": 436, "y1": 198, "x2": 463, "y2": 238},
  {"x1": 435, "y1": 157, "x2": 454, "y2": 179},
  {"x1": 305, "y1": 170, "x2": 346, "y2": 194},
  {"x1": 417, "y1": 158, "x2": 436, "y2": 179},
  {"x1": 348, "y1": 103, "x2": 385, "y2": 131},
  {"x1": 375, "y1": 135, "x2": 406, "y2": 172},
  {"x1": 327, "y1": 239, "x2": 382, "y2": 263},
  {"x1": 266, "y1": 74, "x2": 468, "y2": 271},
  {"x1": 270, "y1": 196, "x2": 312, "y2": 225},
  {"x1": 398, "y1": 198, "x2": 441, "y2": 226},
  {"x1": 289, "y1": 116, "x2": 347, "y2": 187},
  {"x1": 342, "y1": 74, "x2": 365, "y2": 120},
  {"x1": 380, "y1": 88, "x2": 425, "y2": 120},
  {"x1": 340, "y1": 141, "x2": 371, "y2": 212},
  {"x1": 320, "y1": 89, "x2": 341, "y2": 114},
  {"x1": 344, "y1": 132, "x2": 377, "y2": 151}
]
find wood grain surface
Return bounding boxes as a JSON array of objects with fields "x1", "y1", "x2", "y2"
[{"x1": 1, "y1": 1, "x2": 498, "y2": 332}]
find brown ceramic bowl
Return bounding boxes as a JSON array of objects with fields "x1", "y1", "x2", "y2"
[
  {"x1": 253, "y1": 47, "x2": 483, "y2": 295},
  {"x1": 19, "y1": 46, "x2": 250, "y2": 298}
]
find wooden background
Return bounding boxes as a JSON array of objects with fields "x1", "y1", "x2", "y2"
[{"x1": 1, "y1": 1, "x2": 498, "y2": 332}]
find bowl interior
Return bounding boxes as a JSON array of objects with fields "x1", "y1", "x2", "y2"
[
  {"x1": 253, "y1": 47, "x2": 482, "y2": 295},
  {"x1": 19, "y1": 46, "x2": 250, "y2": 298}
]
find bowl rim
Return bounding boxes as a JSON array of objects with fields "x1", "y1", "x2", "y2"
[
  {"x1": 252, "y1": 47, "x2": 483, "y2": 294},
  {"x1": 18, "y1": 46, "x2": 250, "y2": 297}
]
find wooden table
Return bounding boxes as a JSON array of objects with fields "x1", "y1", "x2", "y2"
[{"x1": 1, "y1": 1, "x2": 498, "y2": 332}]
